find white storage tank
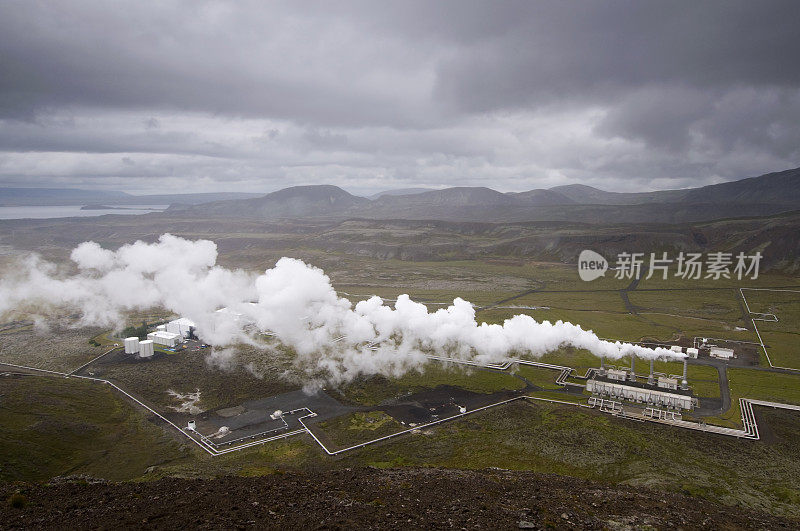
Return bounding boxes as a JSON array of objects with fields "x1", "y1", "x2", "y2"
[
  {"x1": 139, "y1": 340, "x2": 155, "y2": 358},
  {"x1": 124, "y1": 337, "x2": 140, "y2": 354},
  {"x1": 146, "y1": 332, "x2": 157, "y2": 341},
  {"x1": 686, "y1": 347, "x2": 699, "y2": 358}
]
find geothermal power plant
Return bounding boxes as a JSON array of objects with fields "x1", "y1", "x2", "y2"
[{"x1": 122, "y1": 318, "x2": 197, "y2": 359}]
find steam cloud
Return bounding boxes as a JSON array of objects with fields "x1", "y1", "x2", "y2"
[{"x1": 0, "y1": 234, "x2": 681, "y2": 384}]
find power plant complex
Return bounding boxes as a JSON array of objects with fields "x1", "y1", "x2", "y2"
[
  {"x1": 586, "y1": 354, "x2": 698, "y2": 415},
  {"x1": 122, "y1": 317, "x2": 196, "y2": 359}
]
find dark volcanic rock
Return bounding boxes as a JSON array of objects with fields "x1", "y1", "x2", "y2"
[{"x1": 1, "y1": 467, "x2": 795, "y2": 529}]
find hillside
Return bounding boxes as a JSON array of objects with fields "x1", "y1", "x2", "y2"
[
  {"x1": 4, "y1": 206, "x2": 799, "y2": 271},
  {"x1": 170, "y1": 185, "x2": 369, "y2": 219},
  {"x1": 369, "y1": 187, "x2": 434, "y2": 199},
  {"x1": 507, "y1": 188, "x2": 575, "y2": 205},
  {"x1": 374, "y1": 186, "x2": 518, "y2": 207},
  {"x1": 548, "y1": 183, "x2": 686, "y2": 204},
  {"x1": 551, "y1": 167, "x2": 800, "y2": 206},
  {"x1": 683, "y1": 167, "x2": 800, "y2": 204}
]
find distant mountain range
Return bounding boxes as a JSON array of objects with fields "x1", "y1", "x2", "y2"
[
  {"x1": 167, "y1": 167, "x2": 800, "y2": 224},
  {"x1": 4, "y1": 167, "x2": 799, "y2": 224},
  {"x1": 0, "y1": 188, "x2": 263, "y2": 207}
]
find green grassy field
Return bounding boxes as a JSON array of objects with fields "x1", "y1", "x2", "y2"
[
  {"x1": 315, "y1": 411, "x2": 406, "y2": 449},
  {"x1": 629, "y1": 288, "x2": 743, "y2": 320},
  {"x1": 0, "y1": 375, "x2": 188, "y2": 482},
  {"x1": 741, "y1": 289, "x2": 800, "y2": 369},
  {"x1": 508, "y1": 290, "x2": 628, "y2": 313},
  {"x1": 729, "y1": 368, "x2": 800, "y2": 405},
  {"x1": 702, "y1": 368, "x2": 800, "y2": 428},
  {"x1": 514, "y1": 365, "x2": 562, "y2": 390}
]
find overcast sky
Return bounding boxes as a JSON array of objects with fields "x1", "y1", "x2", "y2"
[{"x1": 1, "y1": 0, "x2": 799, "y2": 195}]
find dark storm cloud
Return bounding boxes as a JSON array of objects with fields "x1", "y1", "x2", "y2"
[
  {"x1": 0, "y1": 0, "x2": 799, "y2": 193},
  {"x1": 432, "y1": 1, "x2": 800, "y2": 110},
  {"x1": 0, "y1": 1, "x2": 438, "y2": 127}
]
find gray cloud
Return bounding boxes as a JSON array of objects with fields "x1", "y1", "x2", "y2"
[{"x1": 0, "y1": 0, "x2": 798, "y2": 194}]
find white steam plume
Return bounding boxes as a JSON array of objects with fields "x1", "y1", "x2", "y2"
[{"x1": 0, "y1": 234, "x2": 682, "y2": 385}]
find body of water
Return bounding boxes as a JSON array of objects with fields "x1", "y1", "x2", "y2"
[{"x1": 0, "y1": 205, "x2": 168, "y2": 220}]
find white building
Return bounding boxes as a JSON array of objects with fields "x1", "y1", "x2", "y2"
[
  {"x1": 147, "y1": 331, "x2": 182, "y2": 347},
  {"x1": 586, "y1": 379, "x2": 695, "y2": 410},
  {"x1": 710, "y1": 346, "x2": 735, "y2": 360},
  {"x1": 657, "y1": 376, "x2": 678, "y2": 391},
  {"x1": 685, "y1": 347, "x2": 699, "y2": 358},
  {"x1": 166, "y1": 318, "x2": 196, "y2": 338},
  {"x1": 670, "y1": 345, "x2": 684, "y2": 353},
  {"x1": 124, "y1": 337, "x2": 140, "y2": 354},
  {"x1": 139, "y1": 339, "x2": 155, "y2": 358},
  {"x1": 606, "y1": 369, "x2": 628, "y2": 382}
]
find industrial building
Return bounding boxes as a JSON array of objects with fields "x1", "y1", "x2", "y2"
[
  {"x1": 139, "y1": 339, "x2": 155, "y2": 358},
  {"x1": 605, "y1": 368, "x2": 629, "y2": 382},
  {"x1": 670, "y1": 345, "x2": 684, "y2": 354},
  {"x1": 586, "y1": 379, "x2": 696, "y2": 410},
  {"x1": 147, "y1": 330, "x2": 182, "y2": 347},
  {"x1": 685, "y1": 347, "x2": 699, "y2": 358},
  {"x1": 710, "y1": 346, "x2": 735, "y2": 359},
  {"x1": 166, "y1": 318, "x2": 196, "y2": 339},
  {"x1": 657, "y1": 376, "x2": 678, "y2": 391}
]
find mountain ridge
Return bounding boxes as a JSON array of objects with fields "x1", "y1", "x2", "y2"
[{"x1": 166, "y1": 166, "x2": 800, "y2": 224}]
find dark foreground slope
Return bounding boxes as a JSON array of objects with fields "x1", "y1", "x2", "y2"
[{"x1": 2, "y1": 468, "x2": 795, "y2": 530}]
